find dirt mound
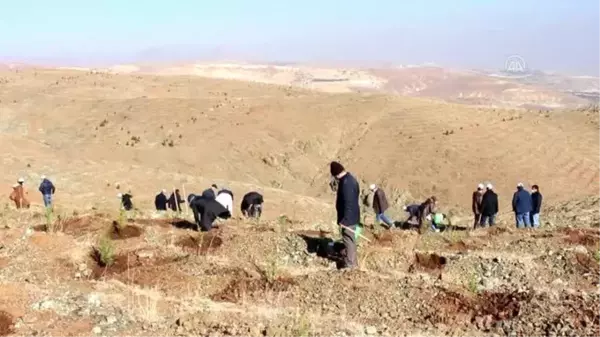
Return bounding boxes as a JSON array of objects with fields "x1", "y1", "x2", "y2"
[
  {"x1": 211, "y1": 277, "x2": 296, "y2": 303},
  {"x1": 0, "y1": 311, "x2": 14, "y2": 337},
  {"x1": 293, "y1": 229, "x2": 331, "y2": 238},
  {"x1": 373, "y1": 231, "x2": 394, "y2": 246},
  {"x1": 410, "y1": 253, "x2": 447, "y2": 271},
  {"x1": 32, "y1": 215, "x2": 100, "y2": 234},
  {"x1": 133, "y1": 218, "x2": 173, "y2": 228},
  {"x1": 562, "y1": 228, "x2": 600, "y2": 249},
  {"x1": 109, "y1": 222, "x2": 143, "y2": 240},
  {"x1": 445, "y1": 240, "x2": 479, "y2": 252},
  {"x1": 487, "y1": 227, "x2": 510, "y2": 236},
  {"x1": 88, "y1": 249, "x2": 176, "y2": 280},
  {"x1": 177, "y1": 233, "x2": 224, "y2": 255},
  {"x1": 573, "y1": 252, "x2": 600, "y2": 275},
  {"x1": 430, "y1": 288, "x2": 533, "y2": 326}
]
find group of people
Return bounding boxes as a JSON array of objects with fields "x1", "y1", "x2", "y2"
[
  {"x1": 8, "y1": 176, "x2": 56, "y2": 209},
  {"x1": 328, "y1": 161, "x2": 545, "y2": 269},
  {"x1": 472, "y1": 182, "x2": 543, "y2": 229},
  {"x1": 148, "y1": 184, "x2": 264, "y2": 231}
]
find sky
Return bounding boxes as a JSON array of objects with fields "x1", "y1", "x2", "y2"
[{"x1": 1, "y1": 0, "x2": 599, "y2": 75}]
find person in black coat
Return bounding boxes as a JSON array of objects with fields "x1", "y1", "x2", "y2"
[
  {"x1": 119, "y1": 192, "x2": 134, "y2": 211},
  {"x1": 330, "y1": 161, "x2": 360, "y2": 269},
  {"x1": 201, "y1": 184, "x2": 218, "y2": 200},
  {"x1": 530, "y1": 184, "x2": 543, "y2": 228},
  {"x1": 154, "y1": 189, "x2": 168, "y2": 211},
  {"x1": 189, "y1": 195, "x2": 231, "y2": 231},
  {"x1": 479, "y1": 184, "x2": 498, "y2": 227},
  {"x1": 168, "y1": 189, "x2": 185, "y2": 212},
  {"x1": 241, "y1": 191, "x2": 264, "y2": 218}
]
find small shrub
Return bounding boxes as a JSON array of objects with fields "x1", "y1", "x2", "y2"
[
  {"x1": 594, "y1": 250, "x2": 600, "y2": 262},
  {"x1": 99, "y1": 119, "x2": 108, "y2": 127},
  {"x1": 97, "y1": 237, "x2": 116, "y2": 266},
  {"x1": 467, "y1": 271, "x2": 479, "y2": 294}
]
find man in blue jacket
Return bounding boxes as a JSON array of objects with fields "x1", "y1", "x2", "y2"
[
  {"x1": 330, "y1": 161, "x2": 360, "y2": 269},
  {"x1": 512, "y1": 183, "x2": 532, "y2": 228},
  {"x1": 38, "y1": 175, "x2": 56, "y2": 208}
]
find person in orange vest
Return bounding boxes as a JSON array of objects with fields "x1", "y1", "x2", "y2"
[{"x1": 9, "y1": 178, "x2": 30, "y2": 209}]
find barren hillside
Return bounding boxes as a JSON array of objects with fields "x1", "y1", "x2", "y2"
[{"x1": 0, "y1": 68, "x2": 598, "y2": 337}]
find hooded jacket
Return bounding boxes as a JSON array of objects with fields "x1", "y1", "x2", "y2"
[
  {"x1": 512, "y1": 187, "x2": 532, "y2": 214},
  {"x1": 481, "y1": 190, "x2": 499, "y2": 216},
  {"x1": 372, "y1": 188, "x2": 390, "y2": 214},
  {"x1": 39, "y1": 179, "x2": 56, "y2": 195},
  {"x1": 335, "y1": 173, "x2": 360, "y2": 226}
]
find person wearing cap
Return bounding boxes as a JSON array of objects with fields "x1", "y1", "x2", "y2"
[
  {"x1": 330, "y1": 161, "x2": 360, "y2": 269},
  {"x1": 154, "y1": 189, "x2": 168, "y2": 211},
  {"x1": 512, "y1": 182, "x2": 532, "y2": 228},
  {"x1": 168, "y1": 189, "x2": 185, "y2": 212},
  {"x1": 118, "y1": 192, "x2": 134, "y2": 211},
  {"x1": 38, "y1": 175, "x2": 56, "y2": 208},
  {"x1": 201, "y1": 184, "x2": 218, "y2": 200},
  {"x1": 480, "y1": 184, "x2": 498, "y2": 227},
  {"x1": 472, "y1": 183, "x2": 485, "y2": 228},
  {"x1": 369, "y1": 184, "x2": 395, "y2": 229},
  {"x1": 9, "y1": 178, "x2": 30, "y2": 209},
  {"x1": 530, "y1": 184, "x2": 543, "y2": 228}
]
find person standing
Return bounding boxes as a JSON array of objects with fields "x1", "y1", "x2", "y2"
[
  {"x1": 369, "y1": 184, "x2": 395, "y2": 229},
  {"x1": 330, "y1": 161, "x2": 360, "y2": 269},
  {"x1": 118, "y1": 192, "x2": 134, "y2": 211},
  {"x1": 480, "y1": 184, "x2": 498, "y2": 227},
  {"x1": 512, "y1": 183, "x2": 532, "y2": 228},
  {"x1": 530, "y1": 184, "x2": 543, "y2": 228},
  {"x1": 38, "y1": 175, "x2": 56, "y2": 208},
  {"x1": 9, "y1": 178, "x2": 30, "y2": 209},
  {"x1": 168, "y1": 189, "x2": 185, "y2": 212},
  {"x1": 154, "y1": 189, "x2": 168, "y2": 211},
  {"x1": 472, "y1": 183, "x2": 484, "y2": 228}
]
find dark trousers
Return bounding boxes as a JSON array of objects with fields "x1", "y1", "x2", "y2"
[{"x1": 341, "y1": 225, "x2": 358, "y2": 268}]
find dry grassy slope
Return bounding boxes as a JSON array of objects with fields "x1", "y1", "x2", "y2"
[{"x1": 0, "y1": 69, "x2": 598, "y2": 219}]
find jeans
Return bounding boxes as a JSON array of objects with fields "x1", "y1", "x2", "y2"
[
  {"x1": 43, "y1": 194, "x2": 53, "y2": 207},
  {"x1": 515, "y1": 212, "x2": 531, "y2": 228},
  {"x1": 376, "y1": 212, "x2": 394, "y2": 227},
  {"x1": 531, "y1": 213, "x2": 540, "y2": 228},
  {"x1": 479, "y1": 214, "x2": 496, "y2": 227}
]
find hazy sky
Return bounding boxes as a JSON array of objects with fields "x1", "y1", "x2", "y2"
[{"x1": 1, "y1": 0, "x2": 598, "y2": 75}]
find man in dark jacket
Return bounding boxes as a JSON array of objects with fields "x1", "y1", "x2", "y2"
[
  {"x1": 38, "y1": 175, "x2": 56, "y2": 208},
  {"x1": 331, "y1": 161, "x2": 360, "y2": 269},
  {"x1": 168, "y1": 189, "x2": 185, "y2": 212},
  {"x1": 512, "y1": 183, "x2": 532, "y2": 228},
  {"x1": 530, "y1": 184, "x2": 543, "y2": 228},
  {"x1": 241, "y1": 191, "x2": 264, "y2": 218},
  {"x1": 480, "y1": 184, "x2": 498, "y2": 227},
  {"x1": 403, "y1": 204, "x2": 420, "y2": 225},
  {"x1": 201, "y1": 184, "x2": 218, "y2": 200},
  {"x1": 155, "y1": 189, "x2": 168, "y2": 211},
  {"x1": 369, "y1": 184, "x2": 394, "y2": 229},
  {"x1": 118, "y1": 192, "x2": 133, "y2": 211},
  {"x1": 189, "y1": 195, "x2": 231, "y2": 231},
  {"x1": 472, "y1": 183, "x2": 484, "y2": 228}
]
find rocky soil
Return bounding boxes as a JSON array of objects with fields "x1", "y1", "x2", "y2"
[{"x1": 0, "y1": 198, "x2": 599, "y2": 336}]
